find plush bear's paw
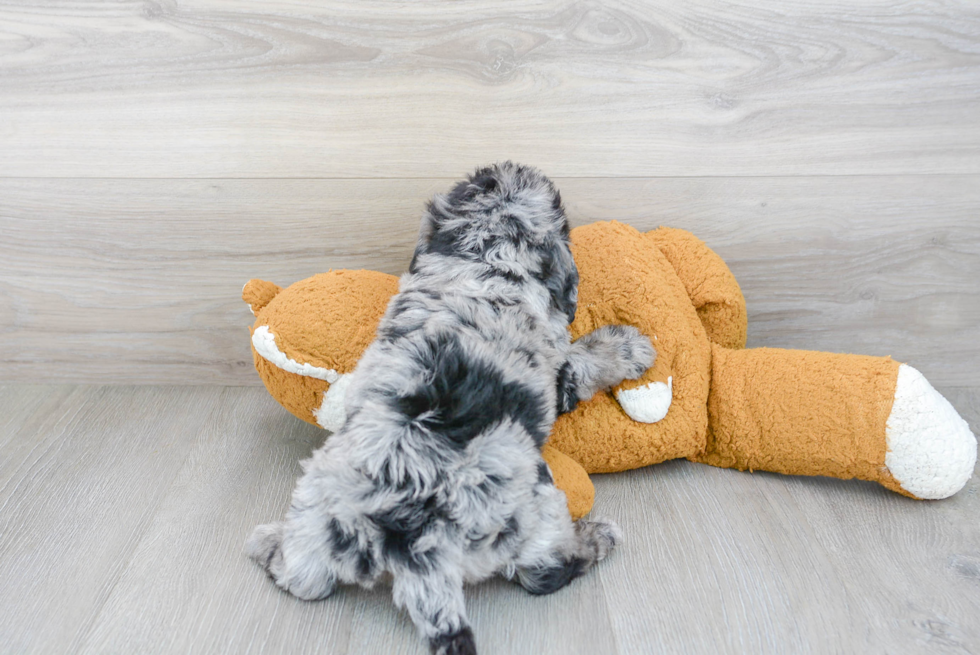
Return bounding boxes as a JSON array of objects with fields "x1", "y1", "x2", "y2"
[
  {"x1": 885, "y1": 365, "x2": 977, "y2": 499},
  {"x1": 616, "y1": 376, "x2": 672, "y2": 424}
]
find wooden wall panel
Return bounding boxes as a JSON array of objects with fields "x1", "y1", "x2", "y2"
[
  {"x1": 0, "y1": 0, "x2": 978, "y2": 177},
  {"x1": 2, "y1": 175, "x2": 977, "y2": 386}
]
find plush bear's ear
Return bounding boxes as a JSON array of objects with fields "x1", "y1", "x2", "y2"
[{"x1": 243, "y1": 279, "x2": 282, "y2": 316}]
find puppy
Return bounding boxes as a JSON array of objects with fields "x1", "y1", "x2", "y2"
[{"x1": 246, "y1": 163, "x2": 655, "y2": 655}]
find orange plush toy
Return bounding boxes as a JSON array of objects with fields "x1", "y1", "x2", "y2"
[{"x1": 244, "y1": 222, "x2": 977, "y2": 519}]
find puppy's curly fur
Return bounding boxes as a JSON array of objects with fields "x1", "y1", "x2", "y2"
[{"x1": 247, "y1": 163, "x2": 655, "y2": 655}]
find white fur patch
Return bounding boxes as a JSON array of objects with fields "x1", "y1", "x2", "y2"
[
  {"x1": 616, "y1": 376, "x2": 672, "y2": 423},
  {"x1": 251, "y1": 325, "x2": 340, "y2": 383},
  {"x1": 313, "y1": 373, "x2": 353, "y2": 432},
  {"x1": 885, "y1": 364, "x2": 977, "y2": 499}
]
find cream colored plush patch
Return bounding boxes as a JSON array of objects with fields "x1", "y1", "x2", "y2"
[
  {"x1": 251, "y1": 325, "x2": 341, "y2": 383},
  {"x1": 885, "y1": 365, "x2": 977, "y2": 499},
  {"x1": 616, "y1": 377, "x2": 672, "y2": 424},
  {"x1": 314, "y1": 373, "x2": 353, "y2": 432}
]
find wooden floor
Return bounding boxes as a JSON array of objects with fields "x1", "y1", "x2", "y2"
[
  {"x1": 2, "y1": 0, "x2": 980, "y2": 653},
  {"x1": 0, "y1": 384, "x2": 976, "y2": 655}
]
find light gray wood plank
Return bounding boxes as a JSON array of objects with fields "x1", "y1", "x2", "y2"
[
  {"x1": 345, "y1": 570, "x2": 618, "y2": 655},
  {"x1": 592, "y1": 386, "x2": 980, "y2": 655},
  {"x1": 594, "y1": 461, "x2": 850, "y2": 653},
  {"x1": 79, "y1": 385, "x2": 617, "y2": 655},
  {"x1": 0, "y1": 385, "x2": 223, "y2": 654},
  {"x1": 76, "y1": 386, "x2": 366, "y2": 655},
  {"x1": 0, "y1": 384, "x2": 75, "y2": 451},
  {"x1": 0, "y1": 385, "x2": 976, "y2": 654},
  {"x1": 1, "y1": 1, "x2": 978, "y2": 177},
  {"x1": 2, "y1": 176, "x2": 977, "y2": 386}
]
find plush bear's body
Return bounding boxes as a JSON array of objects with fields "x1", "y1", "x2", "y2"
[{"x1": 245, "y1": 222, "x2": 977, "y2": 518}]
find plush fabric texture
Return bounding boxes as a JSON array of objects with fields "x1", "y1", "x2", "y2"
[
  {"x1": 697, "y1": 345, "x2": 906, "y2": 494},
  {"x1": 550, "y1": 222, "x2": 712, "y2": 473},
  {"x1": 645, "y1": 227, "x2": 747, "y2": 351},
  {"x1": 540, "y1": 445, "x2": 595, "y2": 521},
  {"x1": 245, "y1": 221, "x2": 976, "y2": 517},
  {"x1": 246, "y1": 270, "x2": 399, "y2": 425}
]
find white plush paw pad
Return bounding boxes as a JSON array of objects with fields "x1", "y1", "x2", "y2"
[
  {"x1": 615, "y1": 377, "x2": 672, "y2": 423},
  {"x1": 885, "y1": 365, "x2": 977, "y2": 499},
  {"x1": 313, "y1": 373, "x2": 353, "y2": 432}
]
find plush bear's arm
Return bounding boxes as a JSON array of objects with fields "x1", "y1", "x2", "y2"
[
  {"x1": 645, "y1": 228, "x2": 747, "y2": 350},
  {"x1": 698, "y1": 344, "x2": 977, "y2": 499}
]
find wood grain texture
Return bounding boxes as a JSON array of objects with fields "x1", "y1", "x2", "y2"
[
  {"x1": 1, "y1": 0, "x2": 978, "y2": 177},
  {"x1": 0, "y1": 385, "x2": 222, "y2": 654},
  {"x1": 76, "y1": 387, "x2": 363, "y2": 655},
  {"x1": 595, "y1": 386, "x2": 980, "y2": 654},
  {"x1": 2, "y1": 175, "x2": 977, "y2": 386},
  {"x1": 64, "y1": 385, "x2": 618, "y2": 655},
  {"x1": 0, "y1": 385, "x2": 976, "y2": 654}
]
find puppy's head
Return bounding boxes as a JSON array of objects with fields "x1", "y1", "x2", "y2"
[{"x1": 410, "y1": 162, "x2": 578, "y2": 322}]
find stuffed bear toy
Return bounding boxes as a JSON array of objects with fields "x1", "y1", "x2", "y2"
[{"x1": 244, "y1": 221, "x2": 977, "y2": 519}]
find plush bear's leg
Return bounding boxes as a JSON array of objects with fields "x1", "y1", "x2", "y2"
[
  {"x1": 645, "y1": 227, "x2": 748, "y2": 350},
  {"x1": 698, "y1": 344, "x2": 976, "y2": 499},
  {"x1": 540, "y1": 445, "x2": 595, "y2": 520}
]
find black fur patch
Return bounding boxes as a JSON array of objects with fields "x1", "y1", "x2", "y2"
[
  {"x1": 520, "y1": 556, "x2": 588, "y2": 595},
  {"x1": 536, "y1": 461, "x2": 553, "y2": 485},
  {"x1": 537, "y1": 243, "x2": 578, "y2": 324},
  {"x1": 327, "y1": 518, "x2": 376, "y2": 579},
  {"x1": 380, "y1": 292, "x2": 430, "y2": 340},
  {"x1": 479, "y1": 266, "x2": 525, "y2": 285},
  {"x1": 356, "y1": 548, "x2": 376, "y2": 578},
  {"x1": 425, "y1": 223, "x2": 471, "y2": 260},
  {"x1": 513, "y1": 346, "x2": 539, "y2": 369},
  {"x1": 447, "y1": 170, "x2": 499, "y2": 205},
  {"x1": 395, "y1": 334, "x2": 548, "y2": 447},
  {"x1": 492, "y1": 516, "x2": 520, "y2": 549},
  {"x1": 477, "y1": 473, "x2": 507, "y2": 495},
  {"x1": 327, "y1": 518, "x2": 357, "y2": 554},
  {"x1": 370, "y1": 496, "x2": 444, "y2": 573},
  {"x1": 555, "y1": 361, "x2": 579, "y2": 415},
  {"x1": 430, "y1": 625, "x2": 477, "y2": 655}
]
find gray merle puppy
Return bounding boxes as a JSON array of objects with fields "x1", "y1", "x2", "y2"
[{"x1": 246, "y1": 162, "x2": 655, "y2": 655}]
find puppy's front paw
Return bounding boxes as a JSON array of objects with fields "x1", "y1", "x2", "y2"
[{"x1": 599, "y1": 325, "x2": 656, "y2": 380}]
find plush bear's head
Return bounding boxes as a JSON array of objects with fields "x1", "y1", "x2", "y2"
[{"x1": 244, "y1": 270, "x2": 398, "y2": 430}]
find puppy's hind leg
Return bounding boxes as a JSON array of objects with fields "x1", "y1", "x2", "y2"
[
  {"x1": 556, "y1": 324, "x2": 655, "y2": 414},
  {"x1": 515, "y1": 482, "x2": 621, "y2": 596},
  {"x1": 392, "y1": 567, "x2": 476, "y2": 655},
  {"x1": 245, "y1": 520, "x2": 339, "y2": 601}
]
